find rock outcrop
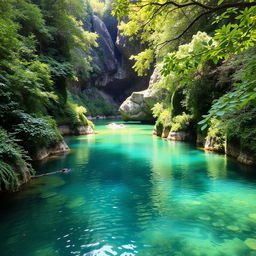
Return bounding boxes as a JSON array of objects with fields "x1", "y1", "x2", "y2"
[
  {"x1": 168, "y1": 131, "x2": 193, "y2": 142},
  {"x1": 83, "y1": 16, "x2": 152, "y2": 103},
  {"x1": 91, "y1": 15, "x2": 120, "y2": 88},
  {"x1": 119, "y1": 68, "x2": 167, "y2": 121},
  {"x1": 204, "y1": 136, "x2": 225, "y2": 152},
  {"x1": 33, "y1": 140, "x2": 70, "y2": 161},
  {"x1": 58, "y1": 125, "x2": 94, "y2": 136},
  {"x1": 225, "y1": 143, "x2": 256, "y2": 166}
]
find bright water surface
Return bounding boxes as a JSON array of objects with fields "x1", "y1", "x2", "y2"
[{"x1": 1, "y1": 120, "x2": 256, "y2": 256}]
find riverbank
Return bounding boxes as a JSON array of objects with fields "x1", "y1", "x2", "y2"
[{"x1": 153, "y1": 126, "x2": 256, "y2": 166}]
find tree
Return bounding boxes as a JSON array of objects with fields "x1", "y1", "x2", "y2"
[{"x1": 113, "y1": 0, "x2": 256, "y2": 75}]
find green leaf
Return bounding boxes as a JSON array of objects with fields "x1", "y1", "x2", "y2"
[
  {"x1": 198, "y1": 119, "x2": 206, "y2": 125},
  {"x1": 201, "y1": 124, "x2": 208, "y2": 131}
]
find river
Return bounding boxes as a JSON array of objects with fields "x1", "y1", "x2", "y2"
[{"x1": 0, "y1": 120, "x2": 256, "y2": 256}]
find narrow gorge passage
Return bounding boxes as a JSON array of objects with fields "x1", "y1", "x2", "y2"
[{"x1": 1, "y1": 120, "x2": 256, "y2": 256}]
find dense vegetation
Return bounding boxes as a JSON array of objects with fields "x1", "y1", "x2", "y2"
[
  {"x1": 113, "y1": 0, "x2": 256, "y2": 158},
  {"x1": 0, "y1": 0, "x2": 102, "y2": 191}
]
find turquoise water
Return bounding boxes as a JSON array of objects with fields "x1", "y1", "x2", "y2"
[{"x1": 1, "y1": 120, "x2": 256, "y2": 256}]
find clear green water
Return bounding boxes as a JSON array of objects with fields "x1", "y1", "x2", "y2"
[{"x1": 1, "y1": 120, "x2": 256, "y2": 256}]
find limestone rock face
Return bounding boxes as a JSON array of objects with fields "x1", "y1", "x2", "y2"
[
  {"x1": 75, "y1": 125, "x2": 94, "y2": 135},
  {"x1": 33, "y1": 140, "x2": 70, "y2": 161},
  {"x1": 237, "y1": 153, "x2": 255, "y2": 165},
  {"x1": 161, "y1": 127, "x2": 170, "y2": 138},
  {"x1": 119, "y1": 68, "x2": 167, "y2": 121},
  {"x1": 196, "y1": 133, "x2": 206, "y2": 146},
  {"x1": 91, "y1": 15, "x2": 118, "y2": 87},
  {"x1": 204, "y1": 136, "x2": 224, "y2": 152},
  {"x1": 167, "y1": 131, "x2": 192, "y2": 141},
  {"x1": 58, "y1": 125, "x2": 94, "y2": 136},
  {"x1": 225, "y1": 144, "x2": 256, "y2": 166}
]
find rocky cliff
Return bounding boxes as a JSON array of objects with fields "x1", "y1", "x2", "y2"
[
  {"x1": 119, "y1": 67, "x2": 167, "y2": 121},
  {"x1": 79, "y1": 15, "x2": 152, "y2": 105}
]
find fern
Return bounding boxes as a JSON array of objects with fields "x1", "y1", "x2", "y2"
[{"x1": 0, "y1": 161, "x2": 19, "y2": 191}]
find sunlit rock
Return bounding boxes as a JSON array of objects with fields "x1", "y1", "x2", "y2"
[
  {"x1": 119, "y1": 68, "x2": 168, "y2": 122},
  {"x1": 58, "y1": 125, "x2": 94, "y2": 136},
  {"x1": 198, "y1": 216, "x2": 211, "y2": 221},
  {"x1": 167, "y1": 131, "x2": 192, "y2": 141},
  {"x1": 212, "y1": 222, "x2": 224, "y2": 227},
  {"x1": 204, "y1": 136, "x2": 224, "y2": 152}
]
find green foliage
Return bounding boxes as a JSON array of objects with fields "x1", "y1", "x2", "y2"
[
  {"x1": 152, "y1": 102, "x2": 164, "y2": 119},
  {"x1": 209, "y1": 6, "x2": 256, "y2": 63},
  {"x1": 0, "y1": 2, "x2": 56, "y2": 114},
  {"x1": 89, "y1": 0, "x2": 107, "y2": 17},
  {"x1": 113, "y1": 0, "x2": 219, "y2": 75},
  {"x1": 171, "y1": 113, "x2": 193, "y2": 132},
  {"x1": 0, "y1": 161, "x2": 19, "y2": 192},
  {"x1": 225, "y1": 106, "x2": 256, "y2": 154},
  {"x1": 50, "y1": 95, "x2": 94, "y2": 128},
  {"x1": 183, "y1": 76, "x2": 224, "y2": 121},
  {"x1": 114, "y1": 0, "x2": 256, "y2": 133},
  {"x1": 206, "y1": 118, "x2": 225, "y2": 151},
  {"x1": 0, "y1": 128, "x2": 32, "y2": 191},
  {"x1": 12, "y1": 113, "x2": 62, "y2": 154},
  {"x1": 40, "y1": 56, "x2": 75, "y2": 80},
  {"x1": 0, "y1": 0, "x2": 100, "y2": 191},
  {"x1": 69, "y1": 89, "x2": 118, "y2": 117},
  {"x1": 152, "y1": 103, "x2": 172, "y2": 127},
  {"x1": 161, "y1": 32, "x2": 214, "y2": 78},
  {"x1": 130, "y1": 49, "x2": 154, "y2": 76},
  {"x1": 66, "y1": 101, "x2": 93, "y2": 128},
  {"x1": 153, "y1": 102, "x2": 193, "y2": 132},
  {"x1": 199, "y1": 47, "x2": 256, "y2": 129}
]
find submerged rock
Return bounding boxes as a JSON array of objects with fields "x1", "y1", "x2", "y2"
[
  {"x1": 245, "y1": 238, "x2": 256, "y2": 250},
  {"x1": 227, "y1": 225, "x2": 240, "y2": 232},
  {"x1": 40, "y1": 192, "x2": 57, "y2": 199},
  {"x1": 66, "y1": 197, "x2": 85, "y2": 209}
]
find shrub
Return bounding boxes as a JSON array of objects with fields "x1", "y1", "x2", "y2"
[
  {"x1": 0, "y1": 128, "x2": 32, "y2": 191},
  {"x1": 206, "y1": 119, "x2": 225, "y2": 151},
  {"x1": 171, "y1": 113, "x2": 193, "y2": 132},
  {"x1": 12, "y1": 113, "x2": 62, "y2": 153},
  {"x1": 224, "y1": 106, "x2": 256, "y2": 154},
  {"x1": 69, "y1": 89, "x2": 118, "y2": 117}
]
